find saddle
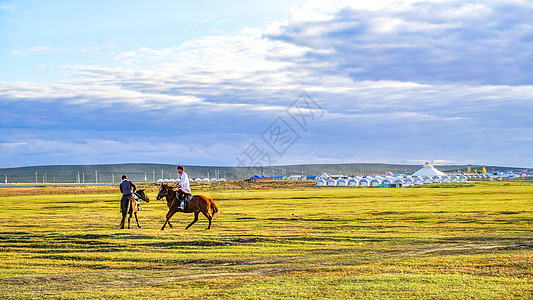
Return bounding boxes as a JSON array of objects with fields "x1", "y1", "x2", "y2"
[
  {"x1": 178, "y1": 191, "x2": 193, "y2": 204},
  {"x1": 132, "y1": 192, "x2": 141, "y2": 205}
]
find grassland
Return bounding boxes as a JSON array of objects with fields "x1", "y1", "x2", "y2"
[{"x1": 0, "y1": 182, "x2": 531, "y2": 299}]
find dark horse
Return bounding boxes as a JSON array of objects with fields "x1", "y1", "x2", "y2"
[
  {"x1": 119, "y1": 190, "x2": 150, "y2": 229},
  {"x1": 156, "y1": 183, "x2": 219, "y2": 230}
]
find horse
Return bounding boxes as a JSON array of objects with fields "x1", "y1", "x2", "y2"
[
  {"x1": 156, "y1": 183, "x2": 219, "y2": 230},
  {"x1": 119, "y1": 189, "x2": 150, "y2": 229}
]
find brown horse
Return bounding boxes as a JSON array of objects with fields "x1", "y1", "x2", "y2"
[
  {"x1": 156, "y1": 183, "x2": 219, "y2": 230},
  {"x1": 119, "y1": 190, "x2": 150, "y2": 229}
]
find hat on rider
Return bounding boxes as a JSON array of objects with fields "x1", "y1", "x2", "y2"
[{"x1": 122, "y1": 175, "x2": 128, "y2": 180}]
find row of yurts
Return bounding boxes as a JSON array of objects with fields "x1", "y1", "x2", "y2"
[{"x1": 316, "y1": 162, "x2": 489, "y2": 187}]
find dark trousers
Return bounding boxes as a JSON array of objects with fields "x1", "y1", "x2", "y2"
[
  {"x1": 120, "y1": 195, "x2": 131, "y2": 218},
  {"x1": 178, "y1": 191, "x2": 192, "y2": 201}
]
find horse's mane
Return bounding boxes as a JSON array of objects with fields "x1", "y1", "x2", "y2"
[{"x1": 162, "y1": 184, "x2": 175, "y2": 191}]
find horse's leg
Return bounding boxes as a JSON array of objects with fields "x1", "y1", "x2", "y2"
[
  {"x1": 161, "y1": 207, "x2": 178, "y2": 231},
  {"x1": 134, "y1": 212, "x2": 141, "y2": 228},
  {"x1": 128, "y1": 213, "x2": 132, "y2": 229},
  {"x1": 119, "y1": 196, "x2": 129, "y2": 229},
  {"x1": 201, "y1": 210, "x2": 213, "y2": 230},
  {"x1": 119, "y1": 217, "x2": 126, "y2": 229},
  {"x1": 185, "y1": 212, "x2": 200, "y2": 230},
  {"x1": 167, "y1": 221, "x2": 173, "y2": 228}
]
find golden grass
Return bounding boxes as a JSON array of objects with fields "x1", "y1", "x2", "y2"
[{"x1": 0, "y1": 181, "x2": 531, "y2": 299}]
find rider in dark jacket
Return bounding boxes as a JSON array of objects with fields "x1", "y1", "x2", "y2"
[{"x1": 119, "y1": 175, "x2": 136, "y2": 228}]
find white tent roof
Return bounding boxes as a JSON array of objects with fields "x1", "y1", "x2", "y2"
[{"x1": 412, "y1": 162, "x2": 446, "y2": 177}]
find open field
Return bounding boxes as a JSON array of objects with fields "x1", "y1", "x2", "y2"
[
  {"x1": 0, "y1": 182, "x2": 532, "y2": 299},
  {"x1": 0, "y1": 180, "x2": 314, "y2": 196}
]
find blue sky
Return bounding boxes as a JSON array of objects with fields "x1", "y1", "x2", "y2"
[{"x1": 1, "y1": 0, "x2": 532, "y2": 168}]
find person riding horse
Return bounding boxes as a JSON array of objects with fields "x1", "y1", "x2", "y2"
[{"x1": 176, "y1": 165, "x2": 192, "y2": 211}]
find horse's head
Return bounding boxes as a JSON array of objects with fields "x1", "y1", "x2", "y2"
[
  {"x1": 156, "y1": 183, "x2": 174, "y2": 200},
  {"x1": 135, "y1": 189, "x2": 149, "y2": 203}
]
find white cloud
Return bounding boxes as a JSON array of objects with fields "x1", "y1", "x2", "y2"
[
  {"x1": 269, "y1": 0, "x2": 533, "y2": 85},
  {"x1": 1, "y1": 0, "x2": 532, "y2": 167},
  {"x1": 9, "y1": 44, "x2": 72, "y2": 57},
  {"x1": 0, "y1": 3, "x2": 15, "y2": 11}
]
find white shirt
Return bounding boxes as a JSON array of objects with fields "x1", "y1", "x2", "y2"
[{"x1": 179, "y1": 171, "x2": 191, "y2": 194}]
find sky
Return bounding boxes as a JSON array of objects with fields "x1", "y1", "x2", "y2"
[{"x1": 1, "y1": 0, "x2": 532, "y2": 168}]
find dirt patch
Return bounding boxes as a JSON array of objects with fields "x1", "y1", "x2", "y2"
[
  {"x1": 0, "y1": 260, "x2": 288, "y2": 292},
  {"x1": 403, "y1": 241, "x2": 533, "y2": 256}
]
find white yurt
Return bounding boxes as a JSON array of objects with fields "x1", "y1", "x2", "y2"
[
  {"x1": 202, "y1": 178, "x2": 210, "y2": 182},
  {"x1": 316, "y1": 179, "x2": 326, "y2": 187},
  {"x1": 393, "y1": 178, "x2": 405, "y2": 186},
  {"x1": 194, "y1": 178, "x2": 202, "y2": 182},
  {"x1": 370, "y1": 178, "x2": 382, "y2": 187},
  {"x1": 422, "y1": 176, "x2": 433, "y2": 184},
  {"x1": 218, "y1": 178, "x2": 227, "y2": 182},
  {"x1": 326, "y1": 179, "x2": 337, "y2": 187},
  {"x1": 359, "y1": 178, "x2": 370, "y2": 187},
  {"x1": 451, "y1": 175, "x2": 460, "y2": 183},
  {"x1": 210, "y1": 178, "x2": 218, "y2": 182},
  {"x1": 459, "y1": 175, "x2": 468, "y2": 182},
  {"x1": 348, "y1": 178, "x2": 359, "y2": 187},
  {"x1": 403, "y1": 177, "x2": 414, "y2": 186},
  {"x1": 412, "y1": 162, "x2": 446, "y2": 177},
  {"x1": 441, "y1": 175, "x2": 451, "y2": 183},
  {"x1": 432, "y1": 176, "x2": 441, "y2": 183},
  {"x1": 319, "y1": 173, "x2": 330, "y2": 180},
  {"x1": 382, "y1": 178, "x2": 394, "y2": 185},
  {"x1": 337, "y1": 178, "x2": 348, "y2": 186},
  {"x1": 414, "y1": 177, "x2": 424, "y2": 185}
]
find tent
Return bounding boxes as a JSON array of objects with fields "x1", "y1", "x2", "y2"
[
  {"x1": 319, "y1": 173, "x2": 330, "y2": 180},
  {"x1": 393, "y1": 178, "x2": 405, "y2": 185},
  {"x1": 326, "y1": 179, "x2": 337, "y2": 187},
  {"x1": 382, "y1": 178, "x2": 394, "y2": 185},
  {"x1": 412, "y1": 162, "x2": 446, "y2": 177},
  {"x1": 316, "y1": 179, "x2": 326, "y2": 187},
  {"x1": 403, "y1": 177, "x2": 414, "y2": 186},
  {"x1": 359, "y1": 178, "x2": 370, "y2": 187},
  {"x1": 337, "y1": 178, "x2": 348, "y2": 186},
  {"x1": 422, "y1": 176, "x2": 433, "y2": 184},
  {"x1": 370, "y1": 178, "x2": 382, "y2": 187},
  {"x1": 348, "y1": 178, "x2": 359, "y2": 187}
]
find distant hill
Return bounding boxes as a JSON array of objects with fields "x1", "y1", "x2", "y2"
[{"x1": 0, "y1": 163, "x2": 523, "y2": 183}]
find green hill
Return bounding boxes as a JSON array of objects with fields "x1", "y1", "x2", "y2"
[{"x1": 0, "y1": 163, "x2": 522, "y2": 183}]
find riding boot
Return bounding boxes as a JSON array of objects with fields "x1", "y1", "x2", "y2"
[{"x1": 178, "y1": 199, "x2": 185, "y2": 211}]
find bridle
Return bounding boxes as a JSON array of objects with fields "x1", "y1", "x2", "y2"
[{"x1": 156, "y1": 186, "x2": 169, "y2": 200}]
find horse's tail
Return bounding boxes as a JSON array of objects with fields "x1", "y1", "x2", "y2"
[{"x1": 209, "y1": 198, "x2": 219, "y2": 217}]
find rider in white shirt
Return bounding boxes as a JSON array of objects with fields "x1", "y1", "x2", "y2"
[{"x1": 177, "y1": 165, "x2": 191, "y2": 211}]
